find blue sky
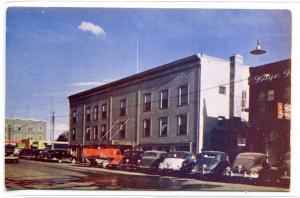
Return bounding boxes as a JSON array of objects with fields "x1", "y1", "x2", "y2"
[{"x1": 5, "y1": 8, "x2": 291, "y2": 139}]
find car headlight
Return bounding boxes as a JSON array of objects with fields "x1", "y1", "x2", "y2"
[
  {"x1": 159, "y1": 163, "x2": 163, "y2": 168},
  {"x1": 137, "y1": 159, "x2": 141, "y2": 164},
  {"x1": 126, "y1": 159, "x2": 129, "y2": 163},
  {"x1": 202, "y1": 164, "x2": 207, "y2": 169}
]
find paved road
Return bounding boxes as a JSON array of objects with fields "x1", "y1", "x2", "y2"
[{"x1": 5, "y1": 159, "x2": 288, "y2": 191}]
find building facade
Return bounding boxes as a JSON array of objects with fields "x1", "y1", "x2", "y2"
[
  {"x1": 248, "y1": 59, "x2": 291, "y2": 164},
  {"x1": 5, "y1": 118, "x2": 47, "y2": 145},
  {"x1": 68, "y1": 53, "x2": 250, "y2": 160}
]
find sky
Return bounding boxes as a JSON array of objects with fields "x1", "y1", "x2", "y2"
[{"x1": 5, "y1": 8, "x2": 291, "y2": 139}]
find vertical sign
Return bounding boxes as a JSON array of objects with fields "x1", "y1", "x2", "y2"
[{"x1": 278, "y1": 103, "x2": 283, "y2": 119}]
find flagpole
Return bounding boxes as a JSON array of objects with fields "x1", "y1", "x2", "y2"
[{"x1": 136, "y1": 40, "x2": 139, "y2": 73}]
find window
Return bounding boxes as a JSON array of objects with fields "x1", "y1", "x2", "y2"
[
  {"x1": 27, "y1": 125, "x2": 34, "y2": 131},
  {"x1": 14, "y1": 124, "x2": 22, "y2": 131},
  {"x1": 178, "y1": 84, "x2": 188, "y2": 106},
  {"x1": 93, "y1": 106, "x2": 99, "y2": 121},
  {"x1": 258, "y1": 91, "x2": 265, "y2": 102},
  {"x1": 119, "y1": 122, "x2": 126, "y2": 138},
  {"x1": 143, "y1": 93, "x2": 152, "y2": 112},
  {"x1": 38, "y1": 126, "x2": 43, "y2": 131},
  {"x1": 159, "y1": 117, "x2": 168, "y2": 136},
  {"x1": 219, "y1": 86, "x2": 226, "y2": 95},
  {"x1": 267, "y1": 89, "x2": 274, "y2": 101},
  {"x1": 86, "y1": 107, "x2": 91, "y2": 122},
  {"x1": 14, "y1": 134, "x2": 22, "y2": 140},
  {"x1": 283, "y1": 87, "x2": 291, "y2": 101},
  {"x1": 72, "y1": 110, "x2": 77, "y2": 124},
  {"x1": 102, "y1": 104, "x2": 108, "y2": 119},
  {"x1": 101, "y1": 124, "x2": 107, "y2": 140},
  {"x1": 241, "y1": 90, "x2": 247, "y2": 110},
  {"x1": 71, "y1": 128, "x2": 76, "y2": 141},
  {"x1": 93, "y1": 125, "x2": 99, "y2": 140},
  {"x1": 143, "y1": 119, "x2": 151, "y2": 137},
  {"x1": 160, "y1": 89, "x2": 169, "y2": 109},
  {"x1": 38, "y1": 135, "x2": 42, "y2": 140},
  {"x1": 120, "y1": 99, "x2": 127, "y2": 116},
  {"x1": 86, "y1": 127, "x2": 91, "y2": 141},
  {"x1": 178, "y1": 114, "x2": 188, "y2": 135}
]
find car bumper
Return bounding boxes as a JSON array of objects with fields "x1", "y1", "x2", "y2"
[{"x1": 223, "y1": 172, "x2": 259, "y2": 179}]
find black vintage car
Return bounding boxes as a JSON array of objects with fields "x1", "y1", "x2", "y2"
[
  {"x1": 138, "y1": 151, "x2": 168, "y2": 172},
  {"x1": 27, "y1": 149, "x2": 43, "y2": 160},
  {"x1": 19, "y1": 149, "x2": 31, "y2": 159},
  {"x1": 5, "y1": 144, "x2": 19, "y2": 163},
  {"x1": 120, "y1": 150, "x2": 144, "y2": 169},
  {"x1": 45, "y1": 150, "x2": 76, "y2": 163},
  {"x1": 223, "y1": 152, "x2": 282, "y2": 185},
  {"x1": 182, "y1": 151, "x2": 230, "y2": 179}
]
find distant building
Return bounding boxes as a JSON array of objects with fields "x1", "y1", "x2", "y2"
[
  {"x1": 5, "y1": 118, "x2": 47, "y2": 145},
  {"x1": 68, "y1": 53, "x2": 250, "y2": 160},
  {"x1": 248, "y1": 59, "x2": 291, "y2": 164}
]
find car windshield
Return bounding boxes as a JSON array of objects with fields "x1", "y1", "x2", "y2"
[
  {"x1": 167, "y1": 152, "x2": 189, "y2": 159},
  {"x1": 197, "y1": 153, "x2": 221, "y2": 163},
  {"x1": 143, "y1": 152, "x2": 158, "y2": 157},
  {"x1": 233, "y1": 155, "x2": 266, "y2": 170}
]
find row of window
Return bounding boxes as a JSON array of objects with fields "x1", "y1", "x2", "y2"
[
  {"x1": 7, "y1": 124, "x2": 44, "y2": 132},
  {"x1": 71, "y1": 114, "x2": 188, "y2": 141},
  {"x1": 9, "y1": 134, "x2": 43, "y2": 140},
  {"x1": 72, "y1": 85, "x2": 189, "y2": 124}
]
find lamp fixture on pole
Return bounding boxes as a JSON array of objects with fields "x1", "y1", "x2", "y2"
[{"x1": 250, "y1": 40, "x2": 266, "y2": 55}]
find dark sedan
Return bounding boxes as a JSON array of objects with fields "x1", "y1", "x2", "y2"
[
  {"x1": 120, "y1": 150, "x2": 144, "y2": 169},
  {"x1": 138, "y1": 151, "x2": 168, "y2": 173},
  {"x1": 223, "y1": 152, "x2": 282, "y2": 185},
  {"x1": 183, "y1": 151, "x2": 230, "y2": 179}
]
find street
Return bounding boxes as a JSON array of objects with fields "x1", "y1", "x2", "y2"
[{"x1": 5, "y1": 159, "x2": 288, "y2": 191}]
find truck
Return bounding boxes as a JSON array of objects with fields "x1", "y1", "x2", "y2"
[{"x1": 82, "y1": 147, "x2": 123, "y2": 168}]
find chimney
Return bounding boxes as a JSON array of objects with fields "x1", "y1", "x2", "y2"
[{"x1": 229, "y1": 54, "x2": 244, "y2": 118}]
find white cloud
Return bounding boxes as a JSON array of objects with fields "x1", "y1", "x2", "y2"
[{"x1": 78, "y1": 21, "x2": 105, "y2": 36}]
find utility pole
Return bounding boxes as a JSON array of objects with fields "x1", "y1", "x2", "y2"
[
  {"x1": 8, "y1": 124, "x2": 12, "y2": 144},
  {"x1": 51, "y1": 111, "x2": 55, "y2": 150},
  {"x1": 136, "y1": 40, "x2": 139, "y2": 73}
]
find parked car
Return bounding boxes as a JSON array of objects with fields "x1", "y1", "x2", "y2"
[
  {"x1": 223, "y1": 152, "x2": 282, "y2": 185},
  {"x1": 83, "y1": 147, "x2": 123, "y2": 168},
  {"x1": 5, "y1": 144, "x2": 19, "y2": 163},
  {"x1": 27, "y1": 149, "x2": 43, "y2": 160},
  {"x1": 120, "y1": 150, "x2": 144, "y2": 169},
  {"x1": 138, "y1": 151, "x2": 168, "y2": 172},
  {"x1": 19, "y1": 149, "x2": 31, "y2": 159},
  {"x1": 44, "y1": 150, "x2": 76, "y2": 163},
  {"x1": 277, "y1": 152, "x2": 290, "y2": 177},
  {"x1": 158, "y1": 151, "x2": 196, "y2": 174},
  {"x1": 182, "y1": 151, "x2": 230, "y2": 179}
]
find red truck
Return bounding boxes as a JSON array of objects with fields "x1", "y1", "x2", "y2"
[{"x1": 83, "y1": 147, "x2": 123, "y2": 168}]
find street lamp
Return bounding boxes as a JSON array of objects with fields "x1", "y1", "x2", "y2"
[{"x1": 250, "y1": 40, "x2": 266, "y2": 55}]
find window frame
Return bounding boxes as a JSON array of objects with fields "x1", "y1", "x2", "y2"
[
  {"x1": 143, "y1": 119, "x2": 151, "y2": 137},
  {"x1": 120, "y1": 99, "x2": 127, "y2": 116},
  {"x1": 101, "y1": 124, "x2": 107, "y2": 140},
  {"x1": 86, "y1": 107, "x2": 91, "y2": 122},
  {"x1": 143, "y1": 93, "x2": 152, "y2": 112},
  {"x1": 159, "y1": 117, "x2": 168, "y2": 137},
  {"x1": 219, "y1": 86, "x2": 226, "y2": 95},
  {"x1": 102, "y1": 103, "x2": 108, "y2": 120},
  {"x1": 93, "y1": 106, "x2": 99, "y2": 121},
  {"x1": 93, "y1": 125, "x2": 99, "y2": 140},
  {"x1": 178, "y1": 84, "x2": 189, "y2": 106},
  {"x1": 160, "y1": 89, "x2": 169, "y2": 109},
  {"x1": 119, "y1": 122, "x2": 126, "y2": 139},
  {"x1": 177, "y1": 114, "x2": 188, "y2": 136},
  {"x1": 72, "y1": 110, "x2": 77, "y2": 124},
  {"x1": 85, "y1": 127, "x2": 91, "y2": 141},
  {"x1": 71, "y1": 128, "x2": 76, "y2": 141}
]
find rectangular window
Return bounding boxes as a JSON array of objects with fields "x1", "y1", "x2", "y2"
[
  {"x1": 93, "y1": 106, "x2": 99, "y2": 121},
  {"x1": 178, "y1": 114, "x2": 188, "y2": 135},
  {"x1": 119, "y1": 122, "x2": 126, "y2": 138},
  {"x1": 159, "y1": 117, "x2": 168, "y2": 136},
  {"x1": 241, "y1": 90, "x2": 247, "y2": 109},
  {"x1": 93, "y1": 125, "x2": 99, "y2": 140},
  {"x1": 38, "y1": 126, "x2": 43, "y2": 131},
  {"x1": 178, "y1": 84, "x2": 188, "y2": 106},
  {"x1": 143, "y1": 93, "x2": 152, "y2": 112},
  {"x1": 14, "y1": 124, "x2": 22, "y2": 131},
  {"x1": 120, "y1": 99, "x2": 127, "y2": 116},
  {"x1": 86, "y1": 107, "x2": 91, "y2": 122},
  {"x1": 258, "y1": 91, "x2": 265, "y2": 102},
  {"x1": 86, "y1": 127, "x2": 91, "y2": 141},
  {"x1": 27, "y1": 125, "x2": 34, "y2": 131},
  {"x1": 219, "y1": 86, "x2": 226, "y2": 95},
  {"x1": 267, "y1": 89, "x2": 274, "y2": 101},
  {"x1": 102, "y1": 104, "x2": 108, "y2": 119},
  {"x1": 143, "y1": 119, "x2": 151, "y2": 137},
  {"x1": 38, "y1": 135, "x2": 42, "y2": 140},
  {"x1": 72, "y1": 110, "x2": 77, "y2": 124},
  {"x1": 101, "y1": 124, "x2": 107, "y2": 140},
  {"x1": 160, "y1": 89, "x2": 169, "y2": 109},
  {"x1": 72, "y1": 128, "x2": 76, "y2": 141}
]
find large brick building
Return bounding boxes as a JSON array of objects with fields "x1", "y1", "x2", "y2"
[
  {"x1": 248, "y1": 59, "x2": 291, "y2": 164},
  {"x1": 68, "y1": 53, "x2": 250, "y2": 160}
]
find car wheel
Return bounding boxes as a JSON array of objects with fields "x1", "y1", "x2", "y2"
[{"x1": 102, "y1": 160, "x2": 109, "y2": 168}]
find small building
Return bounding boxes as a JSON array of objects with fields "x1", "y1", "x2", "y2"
[
  {"x1": 68, "y1": 53, "x2": 250, "y2": 161},
  {"x1": 5, "y1": 118, "x2": 47, "y2": 146},
  {"x1": 248, "y1": 59, "x2": 291, "y2": 164}
]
